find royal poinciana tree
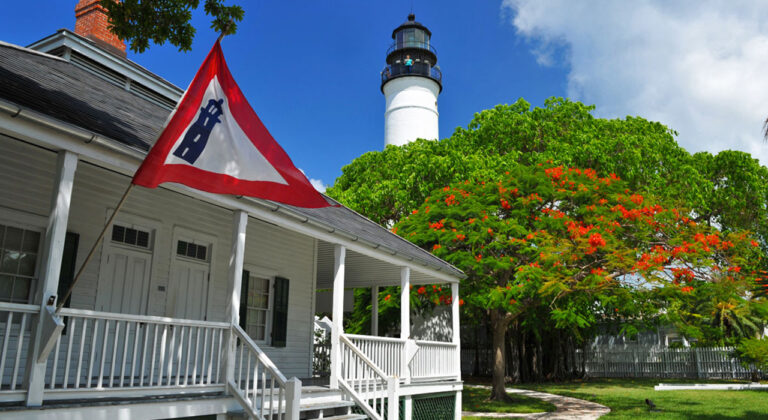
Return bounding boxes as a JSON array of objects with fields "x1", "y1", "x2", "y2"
[{"x1": 394, "y1": 164, "x2": 763, "y2": 400}]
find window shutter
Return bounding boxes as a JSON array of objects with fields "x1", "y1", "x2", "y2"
[
  {"x1": 239, "y1": 270, "x2": 250, "y2": 330},
  {"x1": 56, "y1": 232, "x2": 79, "y2": 308},
  {"x1": 271, "y1": 277, "x2": 289, "y2": 347}
]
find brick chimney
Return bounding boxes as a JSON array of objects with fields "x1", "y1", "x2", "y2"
[{"x1": 74, "y1": 0, "x2": 126, "y2": 57}]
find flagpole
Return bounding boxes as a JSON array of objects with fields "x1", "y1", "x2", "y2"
[{"x1": 55, "y1": 183, "x2": 136, "y2": 313}]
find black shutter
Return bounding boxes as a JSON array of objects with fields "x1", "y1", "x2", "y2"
[
  {"x1": 271, "y1": 277, "x2": 289, "y2": 347},
  {"x1": 239, "y1": 270, "x2": 250, "y2": 330},
  {"x1": 56, "y1": 232, "x2": 79, "y2": 308}
]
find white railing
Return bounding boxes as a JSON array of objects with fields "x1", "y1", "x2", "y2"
[
  {"x1": 0, "y1": 302, "x2": 37, "y2": 396},
  {"x1": 230, "y1": 324, "x2": 300, "y2": 420},
  {"x1": 43, "y1": 308, "x2": 229, "y2": 393},
  {"x1": 339, "y1": 334, "x2": 397, "y2": 420},
  {"x1": 411, "y1": 340, "x2": 459, "y2": 380},
  {"x1": 344, "y1": 334, "x2": 405, "y2": 378}
]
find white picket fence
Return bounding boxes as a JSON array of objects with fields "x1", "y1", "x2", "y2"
[
  {"x1": 578, "y1": 346, "x2": 760, "y2": 380},
  {"x1": 460, "y1": 346, "x2": 762, "y2": 380}
]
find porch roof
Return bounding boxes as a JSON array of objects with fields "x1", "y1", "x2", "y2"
[{"x1": 0, "y1": 41, "x2": 465, "y2": 281}]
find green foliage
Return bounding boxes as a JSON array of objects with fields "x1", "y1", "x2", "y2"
[
  {"x1": 737, "y1": 337, "x2": 768, "y2": 372},
  {"x1": 100, "y1": 0, "x2": 244, "y2": 53}
]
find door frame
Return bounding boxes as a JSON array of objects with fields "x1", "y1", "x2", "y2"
[
  {"x1": 96, "y1": 209, "x2": 160, "y2": 314},
  {"x1": 168, "y1": 225, "x2": 218, "y2": 320}
]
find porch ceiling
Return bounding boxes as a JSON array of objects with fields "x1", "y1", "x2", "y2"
[{"x1": 316, "y1": 240, "x2": 448, "y2": 289}]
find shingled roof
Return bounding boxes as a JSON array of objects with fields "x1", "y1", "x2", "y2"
[{"x1": 0, "y1": 41, "x2": 464, "y2": 279}]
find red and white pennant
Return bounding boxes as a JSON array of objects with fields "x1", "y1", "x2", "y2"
[{"x1": 133, "y1": 41, "x2": 330, "y2": 208}]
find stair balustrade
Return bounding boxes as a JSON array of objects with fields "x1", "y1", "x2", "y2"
[
  {"x1": 229, "y1": 324, "x2": 301, "y2": 420},
  {"x1": 338, "y1": 334, "x2": 398, "y2": 420}
]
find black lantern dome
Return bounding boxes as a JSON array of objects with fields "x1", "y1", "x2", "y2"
[{"x1": 381, "y1": 14, "x2": 442, "y2": 92}]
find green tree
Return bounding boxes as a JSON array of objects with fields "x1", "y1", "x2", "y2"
[
  {"x1": 99, "y1": 0, "x2": 244, "y2": 53},
  {"x1": 737, "y1": 337, "x2": 768, "y2": 381},
  {"x1": 394, "y1": 164, "x2": 762, "y2": 400}
]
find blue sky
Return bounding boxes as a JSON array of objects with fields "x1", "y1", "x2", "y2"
[
  {"x1": 3, "y1": 1, "x2": 768, "y2": 190},
  {"x1": 0, "y1": 1, "x2": 568, "y2": 190}
]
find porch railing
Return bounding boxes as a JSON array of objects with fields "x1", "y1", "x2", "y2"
[
  {"x1": 411, "y1": 340, "x2": 459, "y2": 380},
  {"x1": 44, "y1": 308, "x2": 229, "y2": 395},
  {"x1": 343, "y1": 334, "x2": 460, "y2": 381},
  {"x1": 229, "y1": 324, "x2": 300, "y2": 420},
  {"x1": 0, "y1": 302, "x2": 37, "y2": 397},
  {"x1": 339, "y1": 334, "x2": 396, "y2": 420},
  {"x1": 345, "y1": 333, "x2": 404, "y2": 377}
]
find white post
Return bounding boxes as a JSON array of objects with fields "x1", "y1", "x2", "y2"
[
  {"x1": 454, "y1": 390, "x2": 462, "y2": 420},
  {"x1": 400, "y1": 267, "x2": 410, "y2": 340},
  {"x1": 285, "y1": 377, "x2": 302, "y2": 420},
  {"x1": 452, "y1": 282, "x2": 461, "y2": 379},
  {"x1": 371, "y1": 285, "x2": 379, "y2": 336},
  {"x1": 400, "y1": 266, "x2": 412, "y2": 420},
  {"x1": 387, "y1": 376, "x2": 400, "y2": 420},
  {"x1": 26, "y1": 150, "x2": 78, "y2": 406},
  {"x1": 330, "y1": 244, "x2": 346, "y2": 389},
  {"x1": 223, "y1": 210, "x2": 247, "y2": 385}
]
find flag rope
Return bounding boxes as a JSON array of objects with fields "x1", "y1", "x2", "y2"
[{"x1": 56, "y1": 183, "x2": 136, "y2": 313}]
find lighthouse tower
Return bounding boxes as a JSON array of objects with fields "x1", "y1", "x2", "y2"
[{"x1": 381, "y1": 14, "x2": 442, "y2": 147}]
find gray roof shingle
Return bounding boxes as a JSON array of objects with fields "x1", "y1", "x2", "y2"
[{"x1": 0, "y1": 42, "x2": 464, "y2": 279}]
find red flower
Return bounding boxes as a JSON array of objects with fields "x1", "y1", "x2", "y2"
[
  {"x1": 751, "y1": 240, "x2": 759, "y2": 247},
  {"x1": 459, "y1": 299, "x2": 465, "y2": 306},
  {"x1": 384, "y1": 294, "x2": 391, "y2": 301},
  {"x1": 411, "y1": 209, "x2": 418, "y2": 215},
  {"x1": 475, "y1": 254, "x2": 482, "y2": 262},
  {"x1": 433, "y1": 244, "x2": 442, "y2": 250},
  {"x1": 681, "y1": 286, "x2": 694, "y2": 293},
  {"x1": 417, "y1": 287, "x2": 426, "y2": 295},
  {"x1": 487, "y1": 228, "x2": 493, "y2": 235},
  {"x1": 509, "y1": 299, "x2": 517, "y2": 305},
  {"x1": 588, "y1": 233, "x2": 606, "y2": 248}
]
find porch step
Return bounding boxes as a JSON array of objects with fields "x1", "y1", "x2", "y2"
[{"x1": 306, "y1": 415, "x2": 367, "y2": 420}]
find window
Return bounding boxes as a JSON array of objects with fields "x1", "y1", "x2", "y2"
[
  {"x1": 111, "y1": 224, "x2": 150, "y2": 249},
  {"x1": 0, "y1": 224, "x2": 41, "y2": 303},
  {"x1": 176, "y1": 240, "x2": 208, "y2": 262},
  {"x1": 239, "y1": 270, "x2": 289, "y2": 347}
]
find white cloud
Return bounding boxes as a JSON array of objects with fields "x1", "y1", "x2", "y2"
[
  {"x1": 502, "y1": 0, "x2": 768, "y2": 163},
  {"x1": 299, "y1": 168, "x2": 327, "y2": 193},
  {"x1": 310, "y1": 178, "x2": 327, "y2": 193}
]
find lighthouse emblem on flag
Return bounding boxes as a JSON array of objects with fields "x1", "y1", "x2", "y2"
[
  {"x1": 173, "y1": 98, "x2": 224, "y2": 164},
  {"x1": 132, "y1": 41, "x2": 331, "y2": 208}
]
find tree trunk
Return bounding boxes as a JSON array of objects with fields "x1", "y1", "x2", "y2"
[{"x1": 489, "y1": 310, "x2": 512, "y2": 401}]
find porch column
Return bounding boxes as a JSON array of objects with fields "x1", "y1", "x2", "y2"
[
  {"x1": 26, "y1": 150, "x2": 78, "y2": 406},
  {"x1": 452, "y1": 282, "x2": 462, "y2": 420},
  {"x1": 330, "y1": 244, "x2": 346, "y2": 389},
  {"x1": 371, "y1": 285, "x2": 379, "y2": 336},
  {"x1": 223, "y1": 210, "x2": 248, "y2": 384},
  {"x1": 400, "y1": 267, "x2": 410, "y2": 341},
  {"x1": 400, "y1": 267, "x2": 412, "y2": 419}
]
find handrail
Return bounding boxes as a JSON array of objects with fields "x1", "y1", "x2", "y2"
[
  {"x1": 413, "y1": 339, "x2": 457, "y2": 347},
  {"x1": 58, "y1": 307, "x2": 231, "y2": 328},
  {"x1": 344, "y1": 333, "x2": 406, "y2": 344},
  {"x1": 0, "y1": 302, "x2": 40, "y2": 313},
  {"x1": 386, "y1": 42, "x2": 437, "y2": 56}
]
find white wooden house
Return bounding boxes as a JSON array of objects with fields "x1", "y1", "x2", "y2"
[{"x1": 0, "y1": 6, "x2": 464, "y2": 419}]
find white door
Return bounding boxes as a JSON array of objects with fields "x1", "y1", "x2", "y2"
[
  {"x1": 168, "y1": 258, "x2": 209, "y2": 320},
  {"x1": 97, "y1": 245, "x2": 152, "y2": 315}
]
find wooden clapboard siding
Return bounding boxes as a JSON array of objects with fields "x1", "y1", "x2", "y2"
[
  {"x1": 0, "y1": 135, "x2": 315, "y2": 379},
  {"x1": 243, "y1": 218, "x2": 316, "y2": 378}
]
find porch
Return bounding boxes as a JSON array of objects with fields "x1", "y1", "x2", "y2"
[{"x1": 0, "y1": 131, "x2": 462, "y2": 419}]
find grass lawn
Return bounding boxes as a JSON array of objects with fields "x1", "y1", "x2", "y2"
[
  {"x1": 519, "y1": 378, "x2": 768, "y2": 419},
  {"x1": 461, "y1": 384, "x2": 556, "y2": 419}
]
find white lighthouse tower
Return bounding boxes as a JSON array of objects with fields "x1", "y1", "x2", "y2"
[{"x1": 381, "y1": 14, "x2": 442, "y2": 147}]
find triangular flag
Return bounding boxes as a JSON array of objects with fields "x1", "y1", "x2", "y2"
[{"x1": 132, "y1": 41, "x2": 331, "y2": 208}]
